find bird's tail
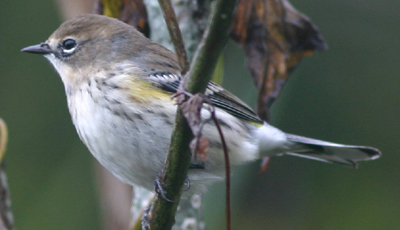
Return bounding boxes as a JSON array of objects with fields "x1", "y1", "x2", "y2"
[{"x1": 284, "y1": 134, "x2": 381, "y2": 167}]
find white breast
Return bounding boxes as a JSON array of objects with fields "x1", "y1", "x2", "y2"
[{"x1": 65, "y1": 82, "x2": 261, "y2": 194}]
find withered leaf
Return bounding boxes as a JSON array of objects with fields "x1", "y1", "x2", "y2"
[
  {"x1": 259, "y1": 156, "x2": 271, "y2": 173},
  {"x1": 94, "y1": 0, "x2": 150, "y2": 37},
  {"x1": 231, "y1": 0, "x2": 328, "y2": 121},
  {"x1": 190, "y1": 136, "x2": 209, "y2": 161},
  {"x1": 179, "y1": 94, "x2": 204, "y2": 136},
  {"x1": 178, "y1": 93, "x2": 210, "y2": 160}
]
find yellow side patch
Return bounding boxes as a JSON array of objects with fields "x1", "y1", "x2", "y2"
[
  {"x1": 249, "y1": 120, "x2": 264, "y2": 127},
  {"x1": 127, "y1": 80, "x2": 171, "y2": 103}
]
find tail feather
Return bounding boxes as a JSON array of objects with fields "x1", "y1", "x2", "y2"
[{"x1": 285, "y1": 134, "x2": 381, "y2": 168}]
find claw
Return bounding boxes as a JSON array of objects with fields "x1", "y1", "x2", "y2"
[
  {"x1": 154, "y1": 171, "x2": 173, "y2": 202},
  {"x1": 184, "y1": 177, "x2": 191, "y2": 191},
  {"x1": 141, "y1": 204, "x2": 151, "y2": 230}
]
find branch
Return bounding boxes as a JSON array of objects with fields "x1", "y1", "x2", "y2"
[
  {"x1": 147, "y1": 0, "x2": 239, "y2": 229},
  {"x1": 157, "y1": 0, "x2": 189, "y2": 74},
  {"x1": 185, "y1": 0, "x2": 239, "y2": 93}
]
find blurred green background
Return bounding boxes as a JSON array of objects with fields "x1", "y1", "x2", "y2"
[{"x1": 1, "y1": 0, "x2": 399, "y2": 229}]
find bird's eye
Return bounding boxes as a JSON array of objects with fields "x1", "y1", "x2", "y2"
[{"x1": 61, "y1": 39, "x2": 77, "y2": 54}]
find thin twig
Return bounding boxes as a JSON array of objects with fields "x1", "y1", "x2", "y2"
[
  {"x1": 184, "y1": 0, "x2": 239, "y2": 93},
  {"x1": 213, "y1": 118, "x2": 231, "y2": 230},
  {"x1": 187, "y1": 95, "x2": 231, "y2": 230},
  {"x1": 157, "y1": 0, "x2": 189, "y2": 74},
  {"x1": 207, "y1": 103, "x2": 231, "y2": 230}
]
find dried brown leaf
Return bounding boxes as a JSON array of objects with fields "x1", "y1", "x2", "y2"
[
  {"x1": 190, "y1": 136, "x2": 209, "y2": 161},
  {"x1": 259, "y1": 157, "x2": 271, "y2": 173},
  {"x1": 177, "y1": 93, "x2": 212, "y2": 161},
  {"x1": 179, "y1": 94, "x2": 204, "y2": 136},
  {"x1": 231, "y1": 0, "x2": 327, "y2": 121},
  {"x1": 94, "y1": 0, "x2": 150, "y2": 37}
]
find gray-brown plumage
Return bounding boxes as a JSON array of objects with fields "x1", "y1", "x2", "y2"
[{"x1": 22, "y1": 14, "x2": 381, "y2": 194}]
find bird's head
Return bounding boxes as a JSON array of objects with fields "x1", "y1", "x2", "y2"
[{"x1": 22, "y1": 14, "x2": 148, "y2": 84}]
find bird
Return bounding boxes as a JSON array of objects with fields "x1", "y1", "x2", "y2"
[{"x1": 21, "y1": 14, "x2": 381, "y2": 194}]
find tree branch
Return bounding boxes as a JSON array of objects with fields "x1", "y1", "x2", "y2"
[
  {"x1": 157, "y1": 0, "x2": 189, "y2": 74},
  {"x1": 147, "y1": 0, "x2": 239, "y2": 229},
  {"x1": 185, "y1": 0, "x2": 238, "y2": 93}
]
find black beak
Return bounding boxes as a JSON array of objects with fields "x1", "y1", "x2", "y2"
[{"x1": 21, "y1": 43, "x2": 52, "y2": 55}]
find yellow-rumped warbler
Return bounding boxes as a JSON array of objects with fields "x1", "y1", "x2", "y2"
[{"x1": 22, "y1": 14, "x2": 380, "y2": 194}]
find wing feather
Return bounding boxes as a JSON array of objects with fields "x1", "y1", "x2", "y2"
[{"x1": 146, "y1": 72, "x2": 263, "y2": 124}]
